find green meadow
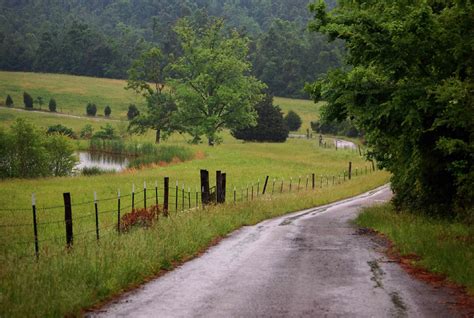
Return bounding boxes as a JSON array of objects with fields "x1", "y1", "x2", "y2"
[{"x1": 0, "y1": 71, "x2": 389, "y2": 316}]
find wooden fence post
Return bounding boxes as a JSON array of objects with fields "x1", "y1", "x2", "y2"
[
  {"x1": 63, "y1": 192, "x2": 73, "y2": 247},
  {"x1": 94, "y1": 192, "x2": 99, "y2": 241},
  {"x1": 312, "y1": 173, "x2": 315, "y2": 190},
  {"x1": 144, "y1": 181, "x2": 147, "y2": 209},
  {"x1": 31, "y1": 193, "x2": 39, "y2": 259},
  {"x1": 298, "y1": 176, "x2": 301, "y2": 192},
  {"x1": 200, "y1": 170, "x2": 210, "y2": 205},
  {"x1": 216, "y1": 170, "x2": 222, "y2": 203},
  {"x1": 272, "y1": 178, "x2": 276, "y2": 195},
  {"x1": 131, "y1": 184, "x2": 135, "y2": 211},
  {"x1": 163, "y1": 177, "x2": 169, "y2": 217},
  {"x1": 155, "y1": 181, "x2": 158, "y2": 207},
  {"x1": 222, "y1": 173, "x2": 227, "y2": 203},
  {"x1": 262, "y1": 176, "x2": 269, "y2": 195},
  {"x1": 348, "y1": 162, "x2": 352, "y2": 180},
  {"x1": 117, "y1": 190, "x2": 121, "y2": 233},
  {"x1": 182, "y1": 185, "x2": 185, "y2": 211},
  {"x1": 175, "y1": 181, "x2": 179, "y2": 212}
]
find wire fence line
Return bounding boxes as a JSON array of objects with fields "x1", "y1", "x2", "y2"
[{"x1": 0, "y1": 162, "x2": 376, "y2": 260}]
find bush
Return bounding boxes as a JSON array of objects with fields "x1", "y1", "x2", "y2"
[
  {"x1": 127, "y1": 104, "x2": 140, "y2": 120},
  {"x1": 5, "y1": 95, "x2": 13, "y2": 107},
  {"x1": 80, "y1": 124, "x2": 94, "y2": 139},
  {"x1": 46, "y1": 124, "x2": 75, "y2": 138},
  {"x1": 81, "y1": 166, "x2": 115, "y2": 176},
  {"x1": 233, "y1": 94, "x2": 289, "y2": 142},
  {"x1": 92, "y1": 124, "x2": 117, "y2": 140},
  {"x1": 23, "y1": 92, "x2": 34, "y2": 109},
  {"x1": 48, "y1": 98, "x2": 57, "y2": 112},
  {"x1": 311, "y1": 119, "x2": 361, "y2": 138},
  {"x1": 104, "y1": 105, "x2": 111, "y2": 117},
  {"x1": 0, "y1": 119, "x2": 77, "y2": 178},
  {"x1": 284, "y1": 110, "x2": 302, "y2": 131},
  {"x1": 86, "y1": 103, "x2": 97, "y2": 116}
]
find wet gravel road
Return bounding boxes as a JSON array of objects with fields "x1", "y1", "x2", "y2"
[{"x1": 94, "y1": 185, "x2": 462, "y2": 317}]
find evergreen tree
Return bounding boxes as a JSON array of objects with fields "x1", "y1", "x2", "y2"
[
  {"x1": 23, "y1": 92, "x2": 34, "y2": 109},
  {"x1": 48, "y1": 98, "x2": 57, "y2": 112},
  {"x1": 127, "y1": 104, "x2": 140, "y2": 120},
  {"x1": 233, "y1": 94, "x2": 289, "y2": 142},
  {"x1": 86, "y1": 103, "x2": 97, "y2": 116},
  {"x1": 104, "y1": 105, "x2": 111, "y2": 117},
  {"x1": 5, "y1": 95, "x2": 14, "y2": 107},
  {"x1": 284, "y1": 110, "x2": 302, "y2": 131}
]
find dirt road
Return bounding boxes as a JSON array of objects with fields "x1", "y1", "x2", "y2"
[{"x1": 93, "y1": 185, "x2": 462, "y2": 317}]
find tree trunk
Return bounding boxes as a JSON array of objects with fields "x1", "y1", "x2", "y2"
[
  {"x1": 208, "y1": 137, "x2": 214, "y2": 146},
  {"x1": 155, "y1": 129, "x2": 161, "y2": 144}
]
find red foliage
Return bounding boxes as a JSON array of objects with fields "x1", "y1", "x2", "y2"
[{"x1": 120, "y1": 205, "x2": 161, "y2": 232}]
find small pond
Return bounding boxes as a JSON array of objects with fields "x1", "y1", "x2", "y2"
[{"x1": 74, "y1": 151, "x2": 130, "y2": 172}]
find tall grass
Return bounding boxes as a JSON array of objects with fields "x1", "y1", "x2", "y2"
[
  {"x1": 89, "y1": 139, "x2": 194, "y2": 167},
  {"x1": 0, "y1": 172, "x2": 389, "y2": 317},
  {"x1": 356, "y1": 204, "x2": 474, "y2": 294}
]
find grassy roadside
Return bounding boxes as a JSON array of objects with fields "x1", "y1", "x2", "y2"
[
  {"x1": 355, "y1": 204, "x2": 474, "y2": 295},
  {"x1": 0, "y1": 172, "x2": 389, "y2": 317}
]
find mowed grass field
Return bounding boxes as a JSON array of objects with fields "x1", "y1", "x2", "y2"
[{"x1": 0, "y1": 71, "x2": 322, "y2": 133}]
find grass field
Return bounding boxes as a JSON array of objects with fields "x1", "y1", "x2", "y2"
[
  {"x1": 356, "y1": 204, "x2": 474, "y2": 295},
  {"x1": 0, "y1": 71, "x2": 322, "y2": 133},
  {"x1": 0, "y1": 71, "x2": 389, "y2": 316}
]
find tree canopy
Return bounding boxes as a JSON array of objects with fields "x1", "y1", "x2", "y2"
[
  {"x1": 307, "y1": 0, "x2": 474, "y2": 218},
  {"x1": 169, "y1": 18, "x2": 265, "y2": 145}
]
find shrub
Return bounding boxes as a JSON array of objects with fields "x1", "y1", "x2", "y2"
[
  {"x1": 80, "y1": 124, "x2": 94, "y2": 139},
  {"x1": 86, "y1": 102, "x2": 97, "y2": 116},
  {"x1": 23, "y1": 92, "x2": 34, "y2": 109},
  {"x1": 5, "y1": 95, "x2": 13, "y2": 107},
  {"x1": 120, "y1": 206, "x2": 160, "y2": 232},
  {"x1": 46, "y1": 124, "x2": 75, "y2": 138},
  {"x1": 233, "y1": 94, "x2": 289, "y2": 142},
  {"x1": 284, "y1": 110, "x2": 302, "y2": 131},
  {"x1": 127, "y1": 104, "x2": 140, "y2": 120},
  {"x1": 48, "y1": 98, "x2": 57, "y2": 112},
  {"x1": 104, "y1": 105, "x2": 111, "y2": 117},
  {"x1": 311, "y1": 119, "x2": 361, "y2": 138},
  {"x1": 81, "y1": 167, "x2": 115, "y2": 176},
  {"x1": 92, "y1": 124, "x2": 117, "y2": 140}
]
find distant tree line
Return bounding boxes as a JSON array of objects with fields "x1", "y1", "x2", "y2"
[{"x1": 0, "y1": 0, "x2": 340, "y2": 98}]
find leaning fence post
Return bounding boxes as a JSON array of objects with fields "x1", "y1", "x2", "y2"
[
  {"x1": 290, "y1": 177, "x2": 293, "y2": 192},
  {"x1": 63, "y1": 192, "x2": 73, "y2": 247},
  {"x1": 94, "y1": 192, "x2": 99, "y2": 241},
  {"x1": 251, "y1": 183, "x2": 254, "y2": 200},
  {"x1": 164, "y1": 178, "x2": 169, "y2": 217},
  {"x1": 144, "y1": 181, "x2": 147, "y2": 209},
  {"x1": 280, "y1": 179, "x2": 284, "y2": 193},
  {"x1": 312, "y1": 173, "x2": 315, "y2": 190},
  {"x1": 117, "y1": 190, "x2": 121, "y2": 233},
  {"x1": 348, "y1": 162, "x2": 352, "y2": 180},
  {"x1": 262, "y1": 176, "x2": 269, "y2": 195},
  {"x1": 257, "y1": 179, "x2": 260, "y2": 197},
  {"x1": 272, "y1": 178, "x2": 275, "y2": 195},
  {"x1": 298, "y1": 176, "x2": 301, "y2": 192},
  {"x1": 306, "y1": 175, "x2": 309, "y2": 190},
  {"x1": 31, "y1": 193, "x2": 39, "y2": 259},
  {"x1": 234, "y1": 186, "x2": 236, "y2": 204}
]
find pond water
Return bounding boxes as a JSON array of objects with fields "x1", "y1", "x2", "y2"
[{"x1": 74, "y1": 151, "x2": 130, "y2": 172}]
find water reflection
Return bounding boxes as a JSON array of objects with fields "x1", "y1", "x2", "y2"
[{"x1": 75, "y1": 151, "x2": 130, "y2": 172}]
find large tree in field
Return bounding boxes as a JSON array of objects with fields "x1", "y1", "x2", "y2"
[
  {"x1": 169, "y1": 18, "x2": 265, "y2": 146},
  {"x1": 307, "y1": 1, "x2": 473, "y2": 218},
  {"x1": 126, "y1": 47, "x2": 180, "y2": 143}
]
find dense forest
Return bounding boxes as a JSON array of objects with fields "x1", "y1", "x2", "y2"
[{"x1": 0, "y1": 0, "x2": 340, "y2": 98}]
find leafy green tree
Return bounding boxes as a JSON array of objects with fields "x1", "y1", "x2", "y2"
[
  {"x1": 233, "y1": 93, "x2": 289, "y2": 142},
  {"x1": 127, "y1": 104, "x2": 140, "y2": 120},
  {"x1": 48, "y1": 98, "x2": 57, "y2": 112},
  {"x1": 126, "y1": 47, "x2": 180, "y2": 143},
  {"x1": 308, "y1": 0, "x2": 474, "y2": 217},
  {"x1": 169, "y1": 18, "x2": 265, "y2": 145},
  {"x1": 284, "y1": 110, "x2": 302, "y2": 131},
  {"x1": 104, "y1": 105, "x2": 111, "y2": 117},
  {"x1": 5, "y1": 95, "x2": 14, "y2": 107},
  {"x1": 44, "y1": 134, "x2": 77, "y2": 176},
  {"x1": 86, "y1": 103, "x2": 97, "y2": 116},
  {"x1": 23, "y1": 92, "x2": 34, "y2": 109}
]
